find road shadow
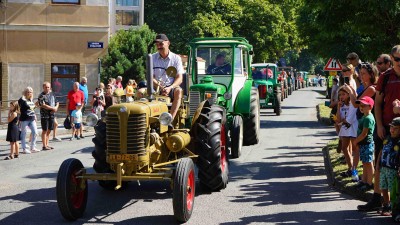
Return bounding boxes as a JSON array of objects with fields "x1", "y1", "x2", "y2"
[
  {"x1": 261, "y1": 120, "x2": 321, "y2": 129},
  {"x1": 219, "y1": 210, "x2": 387, "y2": 225}
]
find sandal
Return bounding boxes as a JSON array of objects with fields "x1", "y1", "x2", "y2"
[
  {"x1": 14, "y1": 154, "x2": 19, "y2": 159},
  {"x1": 48, "y1": 146, "x2": 54, "y2": 149},
  {"x1": 4, "y1": 155, "x2": 14, "y2": 160},
  {"x1": 42, "y1": 146, "x2": 51, "y2": 151}
]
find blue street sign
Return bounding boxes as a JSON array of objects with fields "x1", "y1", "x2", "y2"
[{"x1": 88, "y1": 42, "x2": 103, "y2": 49}]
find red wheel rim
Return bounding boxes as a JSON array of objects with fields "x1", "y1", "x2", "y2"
[
  {"x1": 186, "y1": 169, "x2": 195, "y2": 211},
  {"x1": 70, "y1": 169, "x2": 85, "y2": 209},
  {"x1": 220, "y1": 125, "x2": 227, "y2": 172}
]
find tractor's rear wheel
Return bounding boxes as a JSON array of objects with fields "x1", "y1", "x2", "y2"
[
  {"x1": 243, "y1": 87, "x2": 260, "y2": 146},
  {"x1": 230, "y1": 115, "x2": 243, "y2": 158},
  {"x1": 92, "y1": 120, "x2": 126, "y2": 190},
  {"x1": 56, "y1": 158, "x2": 88, "y2": 221},
  {"x1": 194, "y1": 104, "x2": 228, "y2": 191},
  {"x1": 275, "y1": 87, "x2": 282, "y2": 116},
  {"x1": 173, "y1": 158, "x2": 195, "y2": 223}
]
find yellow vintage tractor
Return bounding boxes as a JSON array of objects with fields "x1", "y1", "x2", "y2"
[{"x1": 56, "y1": 55, "x2": 229, "y2": 223}]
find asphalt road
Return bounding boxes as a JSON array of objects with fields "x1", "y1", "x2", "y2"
[{"x1": 0, "y1": 86, "x2": 387, "y2": 225}]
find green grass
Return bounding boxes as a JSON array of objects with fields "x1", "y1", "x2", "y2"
[
  {"x1": 317, "y1": 103, "x2": 332, "y2": 125},
  {"x1": 328, "y1": 139, "x2": 363, "y2": 187}
]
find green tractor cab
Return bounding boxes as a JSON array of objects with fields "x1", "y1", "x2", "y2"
[
  {"x1": 251, "y1": 63, "x2": 282, "y2": 116},
  {"x1": 188, "y1": 37, "x2": 260, "y2": 159}
]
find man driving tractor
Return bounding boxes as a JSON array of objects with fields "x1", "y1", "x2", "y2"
[{"x1": 152, "y1": 33, "x2": 184, "y2": 119}]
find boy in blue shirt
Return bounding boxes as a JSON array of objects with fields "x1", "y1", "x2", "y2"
[{"x1": 377, "y1": 117, "x2": 400, "y2": 216}]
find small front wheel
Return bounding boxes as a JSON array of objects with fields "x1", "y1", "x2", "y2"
[
  {"x1": 56, "y1": 158, "x2": 88, "y2": 221},
  {"x1": 173, "y1": 158, "x2": 196, "y2": 223},
  {"x1": 231, "y1": 115, "x2": 243, "y2": 159}
]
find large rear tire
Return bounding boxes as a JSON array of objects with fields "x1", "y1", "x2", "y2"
[
  {"x1": 56, "y1": 158, "x2": 88, "y2": 221},
  {"x1": 194, "y1": 104, "x2": 228, "y2": 191},
  {"x1": 230, "y1": 115, "x2": 243, "y2": 158},
  {"x1": 173, "y1": 158, "x2": 195, "y2": 223},
  {"x1": 243, "y1": 87, "x2": 260, "y2": 146}
]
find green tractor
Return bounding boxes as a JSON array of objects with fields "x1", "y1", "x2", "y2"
[
  {"x1": 251, "y1": 63, "x2": 282, "y2": 116},
  {"x1": 188, "y1": 37, "x2": 260, "y2": 159}
]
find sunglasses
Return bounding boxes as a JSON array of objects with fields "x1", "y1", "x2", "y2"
[
  {"x1": 392, "y1": 55, "x2": 400, "y2": 62},
  {"x1": 361, "y1": 63, "x2": 373, "y2": 72}
]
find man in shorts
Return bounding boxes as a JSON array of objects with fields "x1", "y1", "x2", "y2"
[{"x1": 38, "y1": 82, "x2": 59, "y2": 150}]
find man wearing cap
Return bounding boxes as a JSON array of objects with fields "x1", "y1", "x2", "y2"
[
  {"x1": 152, "y1": 33, "x2": 184, "y2": 120},
  {"x1": 353, "y1": 96, "x2": 375, "y2": 192}
]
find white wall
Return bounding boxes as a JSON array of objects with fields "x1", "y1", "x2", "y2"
[{"x1": 8, "y1": 63, "x2": 44, "y2": 101}]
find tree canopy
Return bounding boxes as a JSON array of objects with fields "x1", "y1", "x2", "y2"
[{"x1": 101, "y1": 24, "x2": 156, "y2": 84}]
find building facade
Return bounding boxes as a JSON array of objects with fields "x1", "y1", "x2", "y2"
[{"x1": 0, "y1": 0, "x2": 144, "y2": 103}]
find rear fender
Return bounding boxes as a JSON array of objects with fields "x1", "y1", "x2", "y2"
[{"x1": 233, "y1": 80, "x2": 253, "y2": 116}]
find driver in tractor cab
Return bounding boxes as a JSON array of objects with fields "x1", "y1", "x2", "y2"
[
  {"x1": 152, "y1": 34, "x2": 184, "y2": 120},
  {"x1": 207, "y1": 53, "x2": 231, "y2": 75}
]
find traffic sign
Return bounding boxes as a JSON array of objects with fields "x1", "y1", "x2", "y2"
[{"x1": 323, "y1": 58, "x2": 342, "y2": 71}]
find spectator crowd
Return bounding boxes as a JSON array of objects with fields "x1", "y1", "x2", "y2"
[
  {"x1": 3, "y1": 76, "x2": 147, "y2": 160},
  {"x1": 328, "y1": 46, "x2": 400, "y2": 220}
]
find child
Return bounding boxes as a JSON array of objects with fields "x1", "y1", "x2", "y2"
[
  {"x1": 125, "y1": 79, "x2": 136, "y2": 103},
  {"x1": 70, "y1": 103, "x2": 83, "y2": 141},
  {"x1": 337, "y1": 85, "x2": 359, "y2": 180},
  {"x1": 377, "y1": 117, "x2": 400, "y2": 216},
  {"x1": 353, "y1": 96, "x2": 375, "y2": 191},
  {"x1": 5, "y1": 101, "x2": 21, "y2": 160}
]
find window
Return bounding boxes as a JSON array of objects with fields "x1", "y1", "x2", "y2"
[
  {"x1": 52, "y1": 0, "x2": 80, "y2": 4},
  {"x1": 116, "y1": 0, "x2": 139, "y2": 6},
  {"x1": 116, "y1": 10, "x2": 139, "y2": 26},
  {"x1": 196, "y1": 47, "x2": 232, "y2": 75},
  {"x1": 51, "y1": 64, "x2": 80, "y2": 103}
]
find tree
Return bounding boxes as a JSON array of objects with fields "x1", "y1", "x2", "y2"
[
  {"x1": 101, "y1": 25, "x2": 156, "y2": 84},
  {"x1": 297, "y1": 0, "x2": 400, "y2": 62}
]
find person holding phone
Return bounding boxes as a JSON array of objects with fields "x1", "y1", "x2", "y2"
[{"x1": 342, "y1": 63, "x2": 357, "y2": 93}]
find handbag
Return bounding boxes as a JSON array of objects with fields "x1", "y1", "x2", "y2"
[{"x1": 64, "y1": 115, "x2": 72, "y2": 130}]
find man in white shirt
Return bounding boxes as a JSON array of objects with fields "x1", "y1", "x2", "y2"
[{"x1": 152, "y1": 34, "x2": 184, "y2": 119}]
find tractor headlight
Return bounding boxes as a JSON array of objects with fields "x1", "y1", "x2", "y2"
[
  {"x1": 223, "y1": 92, "x2": 232, "y2": 100},
  {"x1": 159, "y1": 112, "x2": 173, "y2": 125}
]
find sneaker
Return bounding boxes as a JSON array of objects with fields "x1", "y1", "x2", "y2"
[
  {"x1": 76, "y1": 136, "x2": 81, "y2": 140},
  {"x1": 351, "y1": 170, "x2": 359, "y2": 182},
  {"x1": 359, "y1": 183, "x2": 374, "y2": 191},
  {"x1": 358, "y1": 193, "x2": 382, "y2": 211},
  {"x1": 79, "y1": 135, "x2": 85, "y2": 139},
  {"x1": 31, "y1": 148, "x2": 40, "y2": 153},
  {"x1": 52, "y1": 137, "x2": 62, "y2": 142},
  {"x1": 380, "y1": 204, "x2": 392, "y2": 216},
  {"x1": 340, "y1": 169, "x2": 352, "y2": 177},
  {"x1": 75, "y1": 134, "x2": 78, "y2": 139},
  {"x1": 70, "y1": 137, "x2": 75, "y2": 141},
  {"x1": 23, "y1": 149, "x2": 31, "y2": 154}
]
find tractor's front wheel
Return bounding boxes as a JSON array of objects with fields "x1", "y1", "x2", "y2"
[
  {"x1": 173, "y1": 158, "x2": 195, "y2": 223},
  {"x1": 230, "y1": 115, "x2": 243, "y2": 159},
  {"x1": 56, "y1": 158, "x2": 88, "y2": 221},
  {"x1": 275, "y1": 87, "x2": 282, "y2": 116},
  {"x1": 195, "y1": 104, "x2": 228, "y2": 191},
  {"x1": 243, "y1": 87, "x2": 260, "y2": 146}
]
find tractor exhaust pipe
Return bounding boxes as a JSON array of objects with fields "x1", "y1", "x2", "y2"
[{"x1": 146, "y1": 54, "x2": 155, "y2": 101}]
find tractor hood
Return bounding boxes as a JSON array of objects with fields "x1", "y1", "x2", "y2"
[
  {"x1": 107, "y1": 101, "x2": 168, "y2": 117},
  {"x1": 190, "y1": 76, "x2": 227, "y2": 93}
]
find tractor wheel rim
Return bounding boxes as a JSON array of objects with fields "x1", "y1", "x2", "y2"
[
  {"x1": 186, "y1": 169, "x2": 195, "y2": 210},
  {"x1": 70, "y1": 169, "x2": 85, "y2": 209},
  {"x1": 220, "y1": 125, "x2": 227, "y2": 172}
]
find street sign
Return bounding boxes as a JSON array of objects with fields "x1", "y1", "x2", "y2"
[
  {"x1": 329, "y1": 71, "x2": 337, "y2": 76},
  {"x1": 88, "y1": 42, "x2": 103, "y2": 49},
  {"x1": 323, "y1": 58, "x2": 342, "y2": 71}
]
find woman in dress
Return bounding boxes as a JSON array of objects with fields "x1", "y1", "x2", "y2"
[{"x1": 5, "y1": 101, "x2": 21, "y2": 160}]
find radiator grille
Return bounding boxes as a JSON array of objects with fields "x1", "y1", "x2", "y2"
[{"x1": 189, "y1": 91, "x2": 200, "y2": 117}]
